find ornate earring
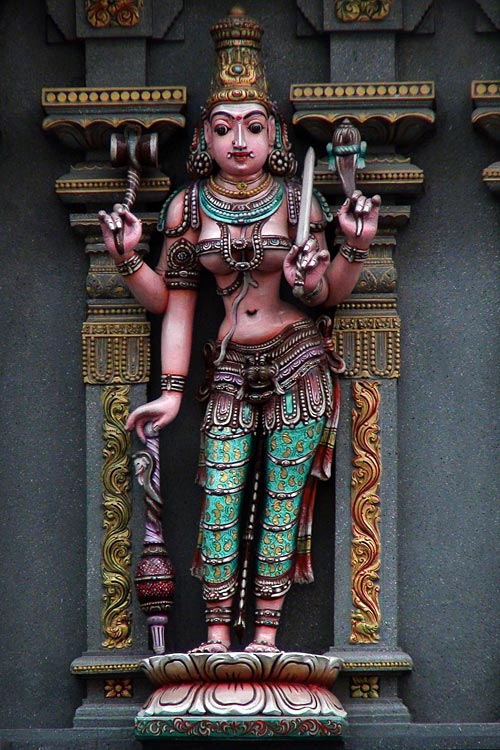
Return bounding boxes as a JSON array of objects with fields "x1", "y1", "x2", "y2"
[
  {"x1": 186, "y1": 118, "x2": 214, "y2": 178},
  {"x1": 267, "y1": 107, "x2": 297, "y2": 178}
]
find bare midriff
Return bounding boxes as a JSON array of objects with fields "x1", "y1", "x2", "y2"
[{"x1": 197, "y1": 202, "x2": 306, "y2": 345}]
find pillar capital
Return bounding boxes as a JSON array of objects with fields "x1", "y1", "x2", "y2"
[{"x1": 471, "y1": 80, "x2": 500, "y2": 195}]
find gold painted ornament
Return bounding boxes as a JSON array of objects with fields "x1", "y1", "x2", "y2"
[{"x1": 335, "y1": 0, "x2": 393, "y2": 23}]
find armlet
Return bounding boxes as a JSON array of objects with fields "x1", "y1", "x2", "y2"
[
  {"x1": 284, "y1": 178, "x2": 333, "y2": 230},
  {"x1": 157, "y1": 182, "x2": 200, "y2": 237},
  {"x1": 162, "y1": 238, "x2": 200, "y2": 291}
]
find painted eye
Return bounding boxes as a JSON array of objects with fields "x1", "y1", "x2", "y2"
[
  {"x1": 249, "y1": 123, "x2": 264, "y2": 134},
  {"x1": 215, "y1": 125, "x2": 229, "y2": 136}
]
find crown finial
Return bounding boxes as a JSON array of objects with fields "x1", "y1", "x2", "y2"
[{"x1": 205, "y1": 9, "x2": 270, "y2": 112}]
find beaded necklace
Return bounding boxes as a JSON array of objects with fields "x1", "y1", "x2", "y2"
[
  {"x1": 200, "y1": 177, "x2": 284, "y2": 225},
  {"x1": 209, "y1": 173, "x2": 272, "y2": 199}
]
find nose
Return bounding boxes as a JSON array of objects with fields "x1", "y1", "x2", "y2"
[{"x1": 232, "y1": 121, "x2": 246, "y2": 149}]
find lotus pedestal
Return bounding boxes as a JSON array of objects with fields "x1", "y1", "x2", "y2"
[{"x1": 135, "y1": 651, "x2": 347, "y2": 740}]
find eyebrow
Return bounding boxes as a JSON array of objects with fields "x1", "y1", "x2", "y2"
[{"x1": 209, "y1": 110, "x2": 267, "y2": 122}]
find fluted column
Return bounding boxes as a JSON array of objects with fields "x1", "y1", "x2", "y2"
[
  {"x1": 472, "y1": 80, "x2": 500, "y2": 195},
  {"x1": 291, "y1": 81, "x2": 436, "y2": 721},
  {"x1": 42, "y1": 63, "x2": 186, "y2": 729}
]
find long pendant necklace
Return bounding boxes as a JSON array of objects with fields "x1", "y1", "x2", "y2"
[
  {"x1": 214, "y1": 221, "x2": 264, "y2": 365},
  {"x1": 200, "y1": 177, "x2": 284, "y2": 225},
  {"x1": 219, "y1": 220, "x2": 264, "y2": 272}
]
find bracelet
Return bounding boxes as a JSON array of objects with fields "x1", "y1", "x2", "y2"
[
  {"x1": 302, "y1": 277, "x2": 325, "y2": 303},
  {"x1": 160, "y1": 374, "x2": 186, "y2": 393},
  {"x1": 115, "y1": 253, "x2": 144, "y2": 276},
  {"x1": 339, "y1": 242, "x2": 369, "y2": 263}
]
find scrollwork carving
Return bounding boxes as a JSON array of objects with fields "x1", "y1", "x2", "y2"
[
  {"x1": 335, "y1": 1, "x2": 393, "y2": 23},
  {"x1": 86, "y1": 0, "x2": 143, "y2": 29},
  {"x1": 350, "y1": 381, "x2": 381, "y2": 644},
  {"x1": 101, "y1": 385, "x2": 133, "y2": 649}
]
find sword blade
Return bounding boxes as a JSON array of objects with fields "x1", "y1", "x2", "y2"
[{"x1": 295, "y1": 146, "x2": 316, "y2": 249}]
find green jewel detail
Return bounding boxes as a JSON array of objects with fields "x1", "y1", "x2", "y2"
[{"x1": 200, "y1": 180, "x2": 285, "y2": 225}]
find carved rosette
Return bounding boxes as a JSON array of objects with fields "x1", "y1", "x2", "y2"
[
  {"x1": 136, "y1": 652, "x2": 346, "y2": 739},
  {"x1": 101, "y1": 385, "x2": 133, "y2": 649},
  {"x1": 350, "y1": 675, "x2": 379, "y2": 698},
  {"x1": 350, "y1": 381, "x2": 381, "y2": 644},
  {"x1": 104, "y1": 677, "x2": 133, "y2": 698}
]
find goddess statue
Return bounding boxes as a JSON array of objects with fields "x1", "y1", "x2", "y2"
[{"x1": 99, "y1": 8, "x2": 380, "y2": 654}]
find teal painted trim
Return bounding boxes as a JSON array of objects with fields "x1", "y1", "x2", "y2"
[
  {"x1": 199, "y1": 181, "x2": 285, "y2": 225},
  {"x1": 135, "y1": 715, "x2": 348, "y2": 740},
  {"x1": 157, "y1": 185, "x2": 186, "y2": 232}
]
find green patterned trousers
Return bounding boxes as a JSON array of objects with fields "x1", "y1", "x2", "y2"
[{"x1": 200, "y1": 416, "x2": 325, "y2": 601}]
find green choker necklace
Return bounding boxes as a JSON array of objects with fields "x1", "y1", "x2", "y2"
[{"x1": 200, "y1": 179, "x2": 284, "y2": 225}]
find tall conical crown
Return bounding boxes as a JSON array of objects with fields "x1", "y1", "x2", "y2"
[{"x1": 205, "y1": 7, "x2": 271, "y2": 112}]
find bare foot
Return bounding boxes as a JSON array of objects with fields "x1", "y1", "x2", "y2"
[
  {"x1": 188, "y1": 639, "x2": 230, "y2": 654},
  {"x1": 244, "y1": 639, "x2": 281, "y2": 653}
]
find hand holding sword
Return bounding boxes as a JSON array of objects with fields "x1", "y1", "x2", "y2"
[{"x1": 283, "y1": 147, "x2": 330, "y2": 301}]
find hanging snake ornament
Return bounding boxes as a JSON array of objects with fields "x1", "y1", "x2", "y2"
[{"x1": 133, "y1": 422, "x2": 175, "y2": 655}]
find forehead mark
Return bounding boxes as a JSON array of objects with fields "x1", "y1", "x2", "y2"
[{"x1": 209, "y1": 109, "x2": 268, "y2": 123}]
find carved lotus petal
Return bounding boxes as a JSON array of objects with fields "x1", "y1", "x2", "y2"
[
  {"x1": 203, "y1": 652, "x2": 265, "y2": 683},
  {"x1": 271, "y1": 683, "x2": 345, "y2": 715},
  {"x1": 268, "y1": 652, "x2": 341, "y2": 687},
  {"x1": 141, "y1": 652, "x2": 342, "y2": 689},
  {"x1": 141, "y1": 683, "x2": 200, "y2": 716},
  {"x1": 142, "y1": 653, "x2": 202, "y2": 687},
  {"x1": 192, "y1": 682, "x2": 270, "y2": 716}
]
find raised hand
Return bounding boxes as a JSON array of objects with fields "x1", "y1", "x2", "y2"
[
  {"x1": 283, "y1": 236, "x2": 330, "y2": 297},
  {"x1": 337, "y1": 191, "x2": 381, "y2": 250},
  {"x1": 98, "y1": 203, "x2": 143, "y2": 262}
]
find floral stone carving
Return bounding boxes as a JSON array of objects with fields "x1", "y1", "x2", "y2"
[{"x1": 135, "y1": 651, "x2": 346, "y2": 739}]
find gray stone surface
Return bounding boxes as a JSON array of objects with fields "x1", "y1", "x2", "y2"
[
  {"x1": 396, "y1": 1, "x2": 500, "y2": 725},
  {"x1": 0, "y1": 723, "x2": 499, "y2": 750},
  {"x1": 0, "y1": 0, "x2": 498, "y2": 742}
]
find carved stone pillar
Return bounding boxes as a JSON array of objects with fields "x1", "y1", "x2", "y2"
[
  {"x1": 42, "y1": 0, "x2": 186, "y2": 721},
  {"x1": 472, "y1": 80, "x2": 500, "y2": 195},
  {"x1": 291, "y1": 82, "x2": 436, "y2": 722}
]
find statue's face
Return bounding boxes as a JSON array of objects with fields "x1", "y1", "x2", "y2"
[{"x1": 204, "y1": 102, "x2": 275, "y2": 177}]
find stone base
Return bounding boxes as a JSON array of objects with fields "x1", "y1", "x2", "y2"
[
  {"x1": 136, "y1": 651, "x2": 347, "y2": 740},
  {"x1": 136, "y1": 716, "x2": 345, "y2": 740}
]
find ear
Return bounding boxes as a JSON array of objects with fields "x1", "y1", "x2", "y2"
[
  {"x1": 267, "y1": 117, "x2": 276, "y2": 153},
  {"x1": 203, "y1": 119, "x2": 213, "y2": 153}
]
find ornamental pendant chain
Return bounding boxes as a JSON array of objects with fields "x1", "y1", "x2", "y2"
[{"x1": 218, "y1": 221, "x2": 264, "y2": 273}]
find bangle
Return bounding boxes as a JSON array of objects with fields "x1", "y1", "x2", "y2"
[
  {"x1": 161, "y1": 374, "x2": 186, "y2": 393},
  {"x1": 339, "y1": 242, "x2": 369, "y2": 263},
  {"x1": 302, "y1": 277, "x2": 325, "y2": 303},
  {"x1": 116, "y1": 253, "x2": 144, "y2": 276}
]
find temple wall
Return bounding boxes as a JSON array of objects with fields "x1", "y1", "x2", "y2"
[{"x1": 0, "y1": 0, "x2": 498, "y2": 747}]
